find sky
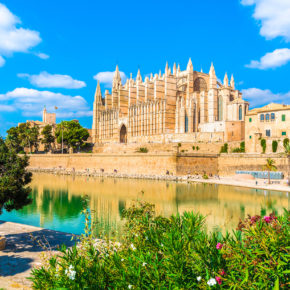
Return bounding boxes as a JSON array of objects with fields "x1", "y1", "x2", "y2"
[{"x1": 0, "y1": 0, "x2": 290, "y2": 136}]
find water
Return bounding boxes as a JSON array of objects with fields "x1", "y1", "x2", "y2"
[{"x1": 1, "y1": 173, "x2": 288, "y2": 235}]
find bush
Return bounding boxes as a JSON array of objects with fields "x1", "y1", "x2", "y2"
[
  {"x1": 202, "y1": 173, "x2": 209, "y2": 179},
  {"x1": 261, "y1": 139, "x2": 266, "y2": 153},
  {"x1": 220, "y1": 143, "x2": 228, "y2": 153},
  {"x1": 192, "y1": 146, "x2": 195, "y2": 150},
  {"x1": 30, "y1": 202, "x2": 290, "y2": 289},
  {"x1": 178, "y1": 143, "x2": 181, "y2": 147},
  {"x1": 283, "y1": 138, "x2": 289, "y2": 149},
  {"x1": 231, "y1": 142, "x2": 245, "y2": 153},
  {"x1": 272, "y1": 140, "x2": 278, "y2": 153},
  {"x1": 196, "y1": 146, "x2": 199, "y2": 151},
  {"x1": 137, "y1": 147, "x2": 148, "y2": 153},
  {"x1": 240, "y1": 141, "x2": 245, "y2": 152}
]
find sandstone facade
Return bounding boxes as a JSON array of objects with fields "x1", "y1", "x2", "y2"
[{"x1": 92, "y1": 60, "x2": 248, "y2": 145}]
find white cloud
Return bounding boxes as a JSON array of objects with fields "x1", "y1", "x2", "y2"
[
  {"x1": 0, "y1": 55, "x2": 5, "y2": 67},
  {"x1": 18, "y1": 71, "x2": 86, "y2": 89},
  {"x1": 35, "y1": 52, "x2": 50, "y2": 60},
  {"x1": 242, "y1": 88, "x2": 290, "y2": 108},
  {"x1": 241, "y1": 0, "x2": 290, "y2": 41},
  {"x1": 0, "y1": 3, "x2": 42, "y2": 66},
  {"x1": 0, "y1": 87, "x2": 91, "y2": 118},
  {"x1": 0, "y1": 104, "x2": 15, "y2": 112},
  {"x1": 246, "y1": 48, "x2": 290, "y2": 69},
  {"x1": 93, "y1": 71, "x2": 127, "y2": 87}
]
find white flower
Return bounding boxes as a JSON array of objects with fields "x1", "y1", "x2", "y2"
[
  {"x1": 145, "y1": 236, "x2": 148, "y2": 240},
  {"x1": 142, "y1": 262, "x2": 147, "y2": 266},
  {"x1": 130, "y1": 243, "x2": 136, "y2": 251},
  {"x1": 128, "y1": 285, "x2": 133, "y2": 289},
  {"x1": 65, "y1": 265, "x2": 76, "y2": 280},
  {"x1": 207, "y1": 278, "x2": 217, "y2": 286},
  {"x1": 161, "y1": 243, "x2": 164, "y2": 247},
  {"x1": 197, "y1": 276, "x2": 201, "y2": 281},
  {"x1": 121, "y1": 258, "x2": 124, "y2": 261}
]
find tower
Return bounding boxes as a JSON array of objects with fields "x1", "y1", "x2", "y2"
[{"x1": 92, "y1": 81, "x2": 103, "y2": 143}]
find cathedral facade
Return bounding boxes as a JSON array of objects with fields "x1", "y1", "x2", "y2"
[{"x1": 92, "y1": 59, "x2": 248, "y2": 144}]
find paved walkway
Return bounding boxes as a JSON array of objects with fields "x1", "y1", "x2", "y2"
[{"x1": 0, "y1": 221, "x2": 76, "y2": 289}]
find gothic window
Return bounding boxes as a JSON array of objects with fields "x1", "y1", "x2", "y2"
[
  {"x1": 185, "y1": 113, "x2": 188, "y2": 133},
  {"x1": 239, "y1": 105, "x2": 242, "y2": 121},
  {"x1": 194, "y1": 77, "x2": 207, "y2": 92},
  {"x1": 218, "y1": 96, "x2": 223, "y2": 121}
]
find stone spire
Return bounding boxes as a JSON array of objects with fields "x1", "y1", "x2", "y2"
[
  {"x1": 168, "y1": 67, "x2": 171, "y2": 75},
  {"x1": 173, "y1": 63, "x2": 177, "y2": 75},
  {"x1": 187, "y1": 58, "x2": 193, "y2": 72},
  {"x1": 94, "y1": 81, "x2": 102, "y2": 104},
  {"x1": 150, "y1": 73, "x2": 153, "y2": 81},
  {"x1": 223, "y1": 72, "x2": 229, "y2": 88},
  {"x1": 209, "y1": 62, "x2": 217, "y2": 89},
  {"x1": 177, "y1": 64, "x2": 181, "y2": 73},
  {"x1": 136, "y1": 68, "x2": 142, "y2": 82},
  {"x1": 200, "y1": 67, "x2": 203, "y2": 73},
  {"x1": 159, "y1": 70, "x2": 162, "y2": 78},
  {"x1": 112, "y1": 65, "x2": 122, "y2": 89},
  {"x1": 230, "y1": 74, "x2": 235, "y2": 89},
  {"x1": 165, "y1": 62, "x2": 169, "y2": 76}
]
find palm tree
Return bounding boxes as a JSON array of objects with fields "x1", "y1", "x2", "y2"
[
  {"x1": 284, "y1": 143, "x2": 290, "y2": 186},
  {"x1": 263, "y1": 158, "x2": 277, "y2": 184}
]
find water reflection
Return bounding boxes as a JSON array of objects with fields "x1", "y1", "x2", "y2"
[{"x1": 1, "y1": 173, "x2": 288, "y2": 235}]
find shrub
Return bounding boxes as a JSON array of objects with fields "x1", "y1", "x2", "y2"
[
  {"x1": 137, "y1": 147, "x2": 148, "y2": 153},
  {"x1": 202, "y1": 173, "x2": 209, "y2": 179},
  {"x1": 196, "y1": 146, "x2": 199, "y2": 151},
  {"x1": 192, "y1": 146, "x2": 195, "y2": 150},
  {"x1": 240, "y1": 141, "x2": 245, "y2": 152},
  {"x1": 30, "y1": 202, "x2": 290, "y2": 289},
  {"x1": 283, "y1": 138, "x2": 289, "y2": 149},
  {"x1": 220, "y1": 143, "x2": 228, "y2": 153},
  {"x1": 261, "y1": 139, "x2": 266, "y2": 153},
  {"x1": 178, "y1": 143, "x2": 181, "y2": 147},
  {"x1": 272, "y1": 140, "x2": 278, "y2": 153}
]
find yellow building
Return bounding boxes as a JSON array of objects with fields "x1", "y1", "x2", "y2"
[
  {"x1": 92, "y1": 60, "x2": 248, "y2": 145},
  {"x1": 245, "y1": 103, "x2": 290, "y2": 153}
]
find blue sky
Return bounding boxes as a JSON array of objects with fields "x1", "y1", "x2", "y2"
[{"x1": 0, "y1": 0, "x2": 290, "y2": 136}]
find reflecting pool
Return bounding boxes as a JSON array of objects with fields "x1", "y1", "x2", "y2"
[{"x1": 1, "y1": 173, "x2": 288, "y2": 235}]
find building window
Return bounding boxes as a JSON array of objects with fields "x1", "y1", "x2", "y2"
[
  {"x1": 218, "y1": 96, "x2": 223, "y2": 121},
  {"x1": 266, "y1": 129, "x2": 271, "y2": 137},
  {"x1": 282, "y1": 131, "x2": 286, "y2": 136},
  {"x1": 260, "y1": 114, "x2": 264, "y2": 122},
  {"x1": 271, "y1": 113, "x2": 275, "y2": 121},
  {"x1": 282, "y1": 114, "x2": 286, "y2": 121},
  {"x1": 265, "y1": 114, "x2": 270, "y2": 122},
  {"x1": 239, "y1": 105, "x2": 242, "y2": 121},
  {"x1": 249, "y1": 117, "x2": 252, "y2": 122},
  {"x1": 185, "y1": 114, "x2": 188, "y2": 133}
]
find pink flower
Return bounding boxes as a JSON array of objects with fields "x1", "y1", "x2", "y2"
[
  {"x1": 264, "y1": 216, "x2": 271, "y2": 223},
  {"x1": 216, "y1": 243, "x2": 223, "y2": 250},
  {"x1": 220, "y1": 269, "x2": 226, "y2": 276},
  {"x1": 215, "y1": 276, "x2": 222, "y2": 285}
]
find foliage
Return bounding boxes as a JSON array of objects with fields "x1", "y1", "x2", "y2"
[
  {"x1": 202, "y1": 173, "x2": 209, "y2": 179},
  {"x1": 137, "y1": 147, "x2": 148, "y2": 153},
  {"x1": 272, "y1": 140, "x2": 278, "y2": 153},
  {"x1": 260, "y1": 138, "x2": 266, "y2": 154},
  {"x1": 263, "y1": 158, "x2": 278, "y2": 184},
  {"x1": 29, "y1": 201, "x2": 290, "y2": 289},
  {"x1": 0, "y1": 137, "x2": 32, "y2": 214},
  {"x1": 283, "y1": 138, "x2": 289, "y2": 149},
  {"x1": 220, "y1": 143, "x2": 228, "y2": 153},
  {"x1": 192, "y1": 146, "x2": 195, "y2": 150},
  {"x1": 240, "y1": 141, "x2": 245, "y2": 152},
  {"x1": 5, "y1": 126, "x2": 23, "y2": 153},
  {"x1": 41, "y1": 125, "x2": 55, "y2": 152},
  {"x1": 55, "y1": 121, "x2": 89, "y2": 152},
  {"x1": 196, "y1": 146, "x2": 199, "y2": 151}
]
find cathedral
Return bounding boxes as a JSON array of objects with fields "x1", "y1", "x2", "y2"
[{"x1": 92, "y1": 59, "x2": 248, "y2": 144}]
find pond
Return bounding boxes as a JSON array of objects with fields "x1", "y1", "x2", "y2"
[{"x1": 1, "y1": 173, "x2": 288, "y2": 235}]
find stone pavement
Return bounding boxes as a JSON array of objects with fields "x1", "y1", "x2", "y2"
[{"x1": 0, "y1": 221, "x2": 76, "y2": 289}]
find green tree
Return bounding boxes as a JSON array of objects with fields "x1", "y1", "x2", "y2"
[
  {"x1": 18, "y1": 123, "x2": 40, "y2": 153},
  {"x1": 55, "y1": 121, "x2": 89, "y2": 152},
  {"x1": 41, "y1": 125, "x2": 55, "y2": 152},
  {"x1": 0, "y1": 137, "x2": 32, "y2": 214},
  {"x1": 260, "y1": 138, "x2": 266, "y2": 154},
  {"x1": 263, "y1": 158, "x2": 277, "y2": 184},
  {"x1": 6, "y1": 126, "x2": 23, "y2": 153},
  {"x1": 272, "y1": 140, "x2": 278, "y2": 153}
]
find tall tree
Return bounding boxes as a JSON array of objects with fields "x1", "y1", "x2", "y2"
[
  {"x1": 6, "y1": 126, "x2": 23, "y2": 153},
  {"x1": 55, "y1": 121, "x2": 89, "y2": 152},
  {"x1": 263, "y1": 158, "x2": 277, "y2": 184},
  {"x1": 0, "y1": 137, "x2": 32, "y2": 214},
  {"x1": 18, "y1": 123, "x2": 40, "y2": 153},
  {"x1": 41, "y1": 125, "x2": 55, "y2": 152}
]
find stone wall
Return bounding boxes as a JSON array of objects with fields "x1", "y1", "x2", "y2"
[{"x1": 27, "y1": 153, "x2": 289, "y2": 178}]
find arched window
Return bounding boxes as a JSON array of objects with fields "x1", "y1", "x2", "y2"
[
  {"x1": 185, "y1": 113, "x2": 188, "y2": 133},
  {"x1": 218, "y1": 96, "x2": 223, "y2": 121},
  {"x1": 239, "y1": 105, "x2": 242, "y2": 121},
  {"x1": 271, "y1": 113, "x2": 275, "y2": 121},
  {"x1": 266, "y1": 113, "x2": 270, "y2": 121},
  {"x1": 260, "y1": 114, "x2": 264, "y2": 121},
  {"x1": 194, "y1": 77, "x2": 207, "y2": 92}
]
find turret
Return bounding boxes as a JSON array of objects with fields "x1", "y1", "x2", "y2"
[
  {"x1": 112, "y1": 65, "x2": 122, "y2": 89},
  {"x1": 173, "y1": 63, "x2": 177, "y2": 75},
  {"x1": 223, "y1": 73, "x2": 229, "y2": 88},
  {"x1": 94, "y1": 81, "x2": 102, "y2": 105},
  {"x1": 209, "y1": 62, "x2": 217, "y2": 89},
  {"x1": 136, "y1": 68, "x2": 142, "y2": 82},
  {"x1": 230, "y1": 74, "x2": 235, "y2": 89},
  {"x1": 177, "y1": 64, "x2": 181, "y2": 74},
  {"x1": 187, "y1": 58, "x2": 193, "y2": 72},
  {"x1": 165, "y1": 62, "x2": 169, "y2": 76}
]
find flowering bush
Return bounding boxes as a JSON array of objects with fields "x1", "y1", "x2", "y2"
[{"x1": 30, "y1": 201, "x2": 289, "y2": 289}]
